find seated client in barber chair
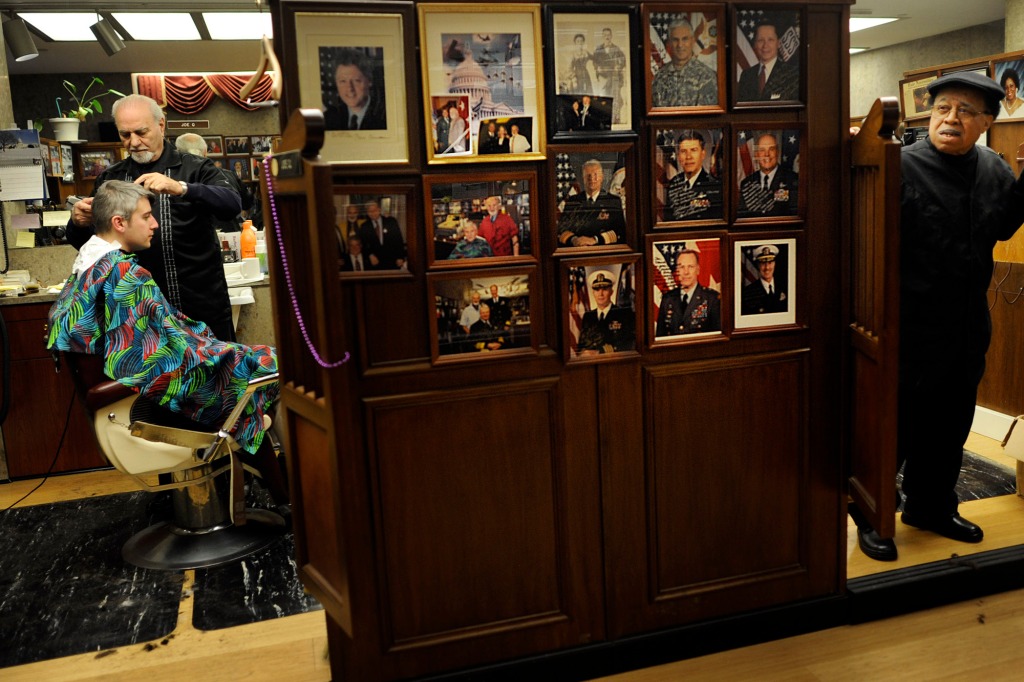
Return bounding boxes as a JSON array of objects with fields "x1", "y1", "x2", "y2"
[{"x1": 46, "y1": 179, "x2": 288, "y2": 512}]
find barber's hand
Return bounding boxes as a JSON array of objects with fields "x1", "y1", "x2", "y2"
[
  {"x1": 135, "y1": 172, "x2": 186, "y2": 195},
  {"x1": 71, "y1": 196, "x2": 94, "y2": 226}
]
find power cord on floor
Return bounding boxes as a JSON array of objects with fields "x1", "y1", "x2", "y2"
[{"x1": 1, "y1": 388, "x2": 75, "y2": 511}]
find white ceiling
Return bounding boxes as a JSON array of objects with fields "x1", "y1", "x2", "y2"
[{"x1": 0, "y1": 0, "x2": 1010, "y2": 74}]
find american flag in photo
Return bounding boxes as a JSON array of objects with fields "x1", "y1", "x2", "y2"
[
  {"x1": 735, "y1": 10, "x2": 801, "y2": 80},
  {"x1": 648, "y1": 12, "x2": 718, "y2": 76},
  {"x1": 653, "y1": 128, "x2": 680, "y2": 218},
  {"x1": 651, "y1": 240, "x2": 721, "y2": 315},
  {"x1": 555, "y1": 153, "x2": 580, "y2": 208},
  {"x1": 736, "y1": 129, "x2": 801, "y2": 186},
  {"x1": 568, "y1": 265, "x2": 590, "y2": 352},
  {"x1": 616, "y1": 263, "x2": 636, "y2": 312}
]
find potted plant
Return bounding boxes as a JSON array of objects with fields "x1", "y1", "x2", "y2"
[{"x1": 49, "y1": 76, "x2": 126, "y2": 142}]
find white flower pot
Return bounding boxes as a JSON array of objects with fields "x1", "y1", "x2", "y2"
[{"x1": 49, "y1": 117, "x2": 81, "y2": 142}]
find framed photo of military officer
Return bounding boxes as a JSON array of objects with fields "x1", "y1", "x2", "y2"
[
  {"x1": 545, "y1": 6, "x2": 637, "y2": 139},
  {"x1": 334, "y1": 184, "x2": 416, "y2": 279},
  {"x1": 734, "y1": 125, "x2": 804, "y2": 222},
  {"x1": 427, "y1": 266, "x2": 540, "y2": 364},
  {"x1": 423, "y1": 171, "x2": 536, "y2": 269},
  {"x1": 732, "y1": 6, "x2": 804, "y2": 108},
  {"x1": 651, "y1": 125, "x2": 727, "y2": 227},
  {"x1": 562, "y1": 255, "x2": 641, "y2": 363},
  {"x1": 419, "y1": 3, "x2": 546, "y2": 164},
  {"x1": 733, "y1": 234, "x2": 798, "y2": 331},
  {"x1": 552, "y1": 143, "x2": 634, "y2": 254},
  {"x1": 647, "y1": 232, "x2": 727, "y2": 344},
  {"x1": 643, "y1": 4, "x2": 726, "y2": 116}
]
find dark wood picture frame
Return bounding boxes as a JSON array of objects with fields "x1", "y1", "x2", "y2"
[
  {"x1": 79, "y1": 149, "x2": 116, "y2": 180},
  {"x1": 643, "y1": 3, "x2": 726, "y2": 116},
  {"x1": 226, "y1": 155, "x2": 250, "y2": 182},
  {"x1": 204, "y1": 135, "x2": 224, "y2": 156},
  {"x1": 731, "y1": 231, "x2": 800, "y2": 332},
  {"x1": 731, "y1": 5, "x2": 805, "y2": 109},
  {"x1": 225, "y1": 135, "x2": 250, "y2": 154},
  {"x1": 544, "y1": 5, "x2": 638, "y2": 140},
  {"x1": 334, "y1": 183, "x2": 416, "y2": 279},
  {"x1": 733, "y1": 123, "x2": 805, "y2": 223},
  {"x1": 898, "y1": 72, "x2": 938, "y2": 122},
  {"x1": 423, "y1": 170, "x2": 537, "y2": 269},
  {"x1": 562, "y1": 254, "x2": 642, "y2": 363},
  {"x1": 427, "y1": 266, "x2": 541, "y2": 364},
  {"x1": 651, "y1": 123, "x2": 728, "y2": 227},
  {"x1": 551, "y1": 141, "x2": 634, "y2": 255},
  {"x1": 647, "y1": 231, "x2": 728, "y2": 345}
]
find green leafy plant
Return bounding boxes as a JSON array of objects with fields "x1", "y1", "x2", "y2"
[{"x1": 61, "y1": 77, "x2": 126, "y2": 121}]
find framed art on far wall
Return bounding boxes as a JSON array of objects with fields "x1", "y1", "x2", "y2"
[
  {"x1": 991, "y1": 58, "x2": 1023, "y2": 120},
  {"x1": 732, "y1": 6, "x2": 804, "y2": 108},
  {"x1": 643, "y1": 3, "x2": 726, "y2": 116},
  {"x1": 734, "y1": 125, "x2": 804, "y2": 222},
  {"x1": 647, "y1": 232, "x2": 727, "y2": 345},
  {"x1": 733, "y1": 234, "x2": 798, "y2": 331},
  {"x1": 334, "y1": 184, "x2": 415, "y2": 279},
  {"x1": 898, "y1": 73, "x2": 938, "y2": 122},
  {"x1": 651, "y1": 124, "x2": 727, "y2": 227},
  {"x1": 562, "y1": 254, "x2": 641, "y2": 363},
  {"x1": 551, "y1": 142, "x2": 634, "y2": 253}
]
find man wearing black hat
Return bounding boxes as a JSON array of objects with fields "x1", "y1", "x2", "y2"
[
  {"x1": 576, "y1": 271, "x2": 635, "y2": 355},
  {"x1": 741, "y1": 244, "x2": 787, "y2": 315},
  {"x1": 852, "y1": 70, "x2": 1024, "y2": 562}
]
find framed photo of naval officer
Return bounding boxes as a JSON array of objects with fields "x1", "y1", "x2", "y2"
[
  {"x1": 732, "y1": 6, "x2": 804, "y2": 108},
  {"x1": 545, "y1": 6, "x2": 637, "y2": 139},
  {"x1": 562, "y1": 255, "x2": 641, "y2": 363},
  {"x1": 334, "y1": 183, "x2": 415, "y2": 279},
  {"x1": 284, "y1": 3, "x2": 416, "y2": 169},
  {"x1": 643, "y1": 4, "x2": 726, "y2": 116},
  {"x1": 423, "y1": 171, "x2": 536, "y2": 269},
  {"x1": 552, "y1": 143, "x2": 634, "y2": 254},
  {"x1": 733, "y1": 234, "x2": 798, "y2": 331},
  {"x1": 734, "y1": 125, "x2": 804, "y2": 222},
  {"x1": 652, "y1": 125, "x2": 726, "y2": 227},
  {"x1": 427, "y1": 266, "x2": 540, "y2": 364},
  {"x1": 418, "y1": 3, "x2": 546, "y2": 164},
  {"x1": 647, "y1": 232, "x2": 727, "y2": 345}
]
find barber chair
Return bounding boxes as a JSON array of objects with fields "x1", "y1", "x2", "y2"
[{"x1": 60, "y1": 352, "x2": 286, "y2": 570}]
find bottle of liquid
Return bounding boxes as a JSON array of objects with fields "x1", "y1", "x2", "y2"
[
  {"x1": 240, "y1": 220, "x2": 257, "y2": 260},
  {"x1": 255, "y1": 241, "x2": 268, "y2": 275}
]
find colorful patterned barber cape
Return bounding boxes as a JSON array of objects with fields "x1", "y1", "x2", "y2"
[{"x1": 47, "y1": 247, "x2": 277, "y2": 454}]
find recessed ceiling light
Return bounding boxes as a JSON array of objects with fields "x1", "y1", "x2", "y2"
[
  {"x1": 20, "y1": 13, "x2": 101, "y2": 41},
  {"x1": 204, "y1": 13, "x2": 273, "y2": 40},
  {"x1": 850, "y1": 17, "x2": 899, "y2": 33},
  {"x1": 850, "y1": 47, "x2": 868, "y2": 54},
  {"x1": 112, "y1": 13, "x2": 200, "y2": 40}
]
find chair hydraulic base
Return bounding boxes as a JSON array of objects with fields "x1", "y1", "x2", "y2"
[{"x1": 121, "y1": 509, "x2": 287, "y2": 570}]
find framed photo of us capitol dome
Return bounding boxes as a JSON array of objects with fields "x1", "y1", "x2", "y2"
[{"x1": 419, "y1": 3, "x2": 547, "y2": 164}]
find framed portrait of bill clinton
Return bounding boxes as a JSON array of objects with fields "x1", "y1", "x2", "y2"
[
  {"x1": 647, "y1": 232, "x2": 727, "y2": 345},
  {"x1": 733, "y1": 234, "x2": 798, "y2": 331},
  {"x1": 551, "y1": 142, "x2": 634, "y2": 254},
  {"x1": 419, "y1": 3, "x2": 546, "y2": 164},
  {"x1": 734, "y1": 125, "x2": 804, "y2": 223},
  {"x1": 643, "y1": 4, "x2": 726, "y2": 116},
  {"x1": 651, "y1": 125, "x2": 727, "y2": 227},
  {"x1": 545, "y1": 6, "x2": 637, "y2": 139},
  {"x1": 562, "y1": 255, "x2": 641, "y2": 364},
  {"x1": 732, "y1": 6, "x2": 804, "y2": 109}
]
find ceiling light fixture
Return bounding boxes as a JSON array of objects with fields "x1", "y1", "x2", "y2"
[
  {"x1": 91, "y1": 14, "x2": 125, "y2": 56},
  {"x1": 850, "y1": 17, "x2": 899, "y2": 33},
  {"x1": 3, "y1": 15, "x2": 38, "y2": 62}
]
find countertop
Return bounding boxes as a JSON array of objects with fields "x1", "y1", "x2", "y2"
[{"x1": 0, "y1": 291, "x2": 59, "y2": 307}]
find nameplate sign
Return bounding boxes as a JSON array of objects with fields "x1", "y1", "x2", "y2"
[{"x1": 167, "y1": 120, "x2": 210, "y2": 130}]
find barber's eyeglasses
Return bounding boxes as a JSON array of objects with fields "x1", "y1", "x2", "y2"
[{"x1": 931, "y1": 103, "x2": 991, "y2": 120}]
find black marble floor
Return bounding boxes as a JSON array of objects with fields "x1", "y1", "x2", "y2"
[{"x1": 893, "y1": 450, "x2": 1017, "y2": 508}]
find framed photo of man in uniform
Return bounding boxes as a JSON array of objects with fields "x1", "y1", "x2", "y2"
[
  {"x1": 423, "y1": 171, "x2": 536, "y2": 269},
  {"x1": 647, "y1": 232, "x2": 727, "y2": 345},
  {"x1": 733, "y1": 234, "x2": 798, "y2": 331},
  {"x1": 643, "y1": 4, "x2": 726, "y2": 116},
  {"x1": 732, "y1": 7, "x2": 804, "y2": 108},
  {"x1": 651, "y1": 125, "x2": 727, "y2": 227},
  {"x1": 734, "y1": 125, "x2": 804, "y2": 222},
  {"x1": 552, "y1": 143, "x2": 634, "y2": 254},
  {"x1": 562, "y1": 255, "x2": 641, "y2": 363},
  {"x1": 545, "y1": 7, "x2": 637, "y2": 139},
  {"x1": 427, "y1": 266, "x2": 540, "y2": 364},
  {"x1": 334, "y1": 184, "x2": 416, "y2": 279}
]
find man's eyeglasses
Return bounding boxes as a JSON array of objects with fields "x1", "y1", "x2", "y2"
[{"x1": 931, "y1": 103, "x2": 991, "y2": 120}]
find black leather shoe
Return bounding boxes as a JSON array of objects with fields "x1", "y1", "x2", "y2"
[
  {"x1": 857, "y1": 525, "x2": 898, "y2": 561},
  {"x1": 900, "y1": 512, "x2": 984, "y2": 543}
]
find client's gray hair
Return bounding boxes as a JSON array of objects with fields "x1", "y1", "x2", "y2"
[
  {"x1": 93, "y1": 180, "x2": 155, "y2": 234},
  {"x1": 174, "y1": 132, "x2": 207, "y2": 157}
]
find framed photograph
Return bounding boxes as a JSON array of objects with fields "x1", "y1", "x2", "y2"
[
  {"x1": 898, "y1": 73, "x2": 938, "y2": 122},
  {"x1": 60, "y1": 144, "x2": 73, "y2": 183},
  {"x1": 648, "y1": 232, "x2": 726, "y2": 344},
  {"x1": 643, "y1": 4, "x2": 726, "y2": 115},
  {"x1": 428, "y1": 266, "x2": 540, "y2": 363},
  {"x1": 552, "y1": 143, "x2": 633, "y2": 253},
  {"x1": 563, "y1": 255, "x2": 641, "y2": 363},
  {"x1": 250, "y1": 156, "x2": 263, "y2": 181},
  {"x1": 732, "y1": 6, "x2": 803, "y2": 108},
  {"x1": 334, "y1": 184, "x2": 414, "y2": 278},
  {"x1": 250, "y1": 135, "x2": 274, "y2": 155},
  {"x1": 652, "y1": 125, "x2": 727, "y2": 226},
  {"x1": 734, "y1": 125, "x2": 804, "y2": 222},
  {"x1": 733, "y1": 234, "x2": 798, "y2": 331},
  {"x1": 419, "y1": 3, "x2": 546, "y2": 164},
  {"x1": 282, "y1": 2, "x2": 415, "y2": 169},
  {"x1": 545, "y1": 7, "x2": 636, "y2": 138},
  {"x1": 430, "y1": 94, "x2": 472, "y2": 156},
  {"x1": 79, "y1": 149, "x2": 116, "y2": 180},
  {"x1": 226, "y1": 156, "x2": 250, "y2": 182},
  {"x1": 225, "y1": 136, "x2": 250, "y2": 154},
  {"x1": 992, "y1": 59, "x2": 1024, "y2": 120},
  {"x1": 424, "y1": 171, "x2": 535, "y2": 268},
  {"x1": 204, "y1": 135, "x2": 224, "y2": 156}
]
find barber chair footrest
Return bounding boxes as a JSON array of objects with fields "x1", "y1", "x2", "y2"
[{"x1": 121, "y1": 509, "x2": 287, "y2": 570}]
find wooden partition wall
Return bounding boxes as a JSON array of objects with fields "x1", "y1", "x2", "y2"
[{"x1": 264, "y1": 1, "x2": 853, "y2": 678}]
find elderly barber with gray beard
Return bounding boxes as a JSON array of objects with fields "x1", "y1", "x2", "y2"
[{"x1": 66, "y1": 94, "x2": 241, "y2": 341}]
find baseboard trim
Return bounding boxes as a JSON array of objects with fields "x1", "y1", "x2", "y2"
[{"x1": 972, "y1": 405, "x2": 1015, "y2": 442}]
